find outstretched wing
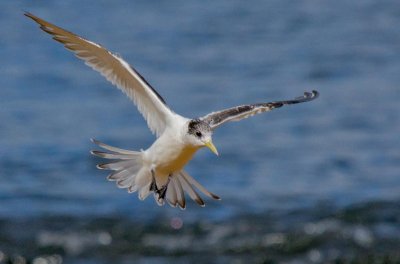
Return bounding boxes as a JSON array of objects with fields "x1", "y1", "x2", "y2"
[
  {"x1": 201, "y1": 90, "x2": 319, "y2": 129},
  {"x1": 25, "y1": 12, "x2": 175, "y2": 137}
]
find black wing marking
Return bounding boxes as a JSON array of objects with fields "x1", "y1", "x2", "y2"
[{"x1": 201, "y1": 90, "x2": 319, "y2": 129}]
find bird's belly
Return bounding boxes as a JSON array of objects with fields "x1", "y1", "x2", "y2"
[{"x1": 148, "y1": 143, "x2": 198, "y2": 176}]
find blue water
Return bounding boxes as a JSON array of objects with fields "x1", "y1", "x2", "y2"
[{"x1": 1, "y1": 1, "x2": 399, "y2": 222}]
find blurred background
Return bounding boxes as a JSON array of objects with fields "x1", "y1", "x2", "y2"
[{"x1": 1, "y1": 0, "x2": 399, "y2": 263}]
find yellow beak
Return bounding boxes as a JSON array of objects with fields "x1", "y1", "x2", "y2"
[{"x1": 204, "y1": 140, "x2": 219, "y2": 156}]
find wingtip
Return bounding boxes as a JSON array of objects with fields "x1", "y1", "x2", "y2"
[
  {"x1": 309, "y1": 90, "x2": 319, "y2": 99},
  {"x1": 294, "y1": 90, "x2": 319, "y2": 103},
  {"x1": 90, "y1": 138, "x2": 102, "y2": 146},
  {"x1": 24, "y1": 11, "x2": 39, "y2": 22},
  {"x1": 23, "y1": 11, "x2": 32, "y2": 18}
]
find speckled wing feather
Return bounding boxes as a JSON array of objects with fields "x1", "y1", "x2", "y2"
[
  {"x1": 201, "y1": 91, "x2": 319, "y2": 129},
  {"x1": 25, "y1": 12, "x2": 175, "y2": 137}
]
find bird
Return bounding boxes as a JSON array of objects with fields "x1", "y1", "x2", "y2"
[{"x1": 26, "y1": 12, "x2": 319, "y2": 209}]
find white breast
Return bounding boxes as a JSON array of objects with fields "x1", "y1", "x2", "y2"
[{"x1": 144, "y1": 117, "x2": 199, "y2": 177}]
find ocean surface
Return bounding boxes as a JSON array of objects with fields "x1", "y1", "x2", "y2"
[{"x1": 1, "y1": 1, "x2": 399, "y2": 263}]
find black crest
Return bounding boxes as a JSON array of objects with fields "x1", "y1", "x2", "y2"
[{"x1": 188, "y1": 119, "x2": 211, "y2": 137}]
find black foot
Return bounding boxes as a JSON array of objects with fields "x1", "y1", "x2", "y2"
[
  {"x1": 149, "y1": 172, "x2": 171, "y2": 202},
  {"x1": 157, "y1": 176, "x2": 171, "y2": 201},
  {"x1": 157, "y1": 185, "x2": 167, "y2": 200},
  {"x1": 149, "y1": 170, "x2": 158, "y2": 192}
]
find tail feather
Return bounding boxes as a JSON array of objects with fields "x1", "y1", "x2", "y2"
[
  {"x1": 92, "y1": 139, "x2": 148, "y2": 196},
  {"x1": 171, "y1": 176, "x2": 186, "y2": 209},
  {"x1": 107, "y1": 169, "x2": 132, "y2": 181},
  {"x1": 166, "y1": 180, "x2": 178, "y2": 207},
  {"x1": 116, "y1": 173, "x2": 136, "y2": 189},
  {"x1": 139, "y1": 182, "x2": 151, "y2": 200},
  {"x1": 91, "y1": 139, "x2": 221, "y2": 209},
  {"x1": 91, "y1": 150, "x2": 136, "y2": 160},
  {"x1": 155, "y1": 172, "x2": 219, "y2": 209},
  {"x1": 91, "y1": 138, "x2": 139, "y2": 155},
  {"x1": 135, "y1": 168, "x2": 151, "y2": 188},
  {"x1": 128, "y1": 185, "x2": 139, "y2": 193},
  {"x1": 180, "y1": 170, "x2": 220, "y2": 200},
  {"x1": 178, "y1": 173, "x2": 205, "y2": 207},
  {"x1": 97, "y1": 160, "x2": 139, "y2": 171}
]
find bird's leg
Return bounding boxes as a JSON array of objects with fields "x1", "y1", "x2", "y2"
[
  {"x1": 157, "y1": 175, "x2": 171, "y2": 201},
  {"x1": 149, "y1": 169, "x2": 159, "y2": 192}
]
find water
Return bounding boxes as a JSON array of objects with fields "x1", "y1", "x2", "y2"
[{"x1": 1, "y1": 1, "x2": 400, "y2": 263}]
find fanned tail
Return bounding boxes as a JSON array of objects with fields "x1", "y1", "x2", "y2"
[
  {"x1": 159, "y1": 170, "x2": 220, "y2": 210},
  {"x1": 91, "y1": 139, "x2": 220, "y2": 209},
  {"x1": 180, "y1": 170, "x2": 221, "y2": 201},
  {"x1": 91, "y1": 139, "x2": 151, "y2": 197}
]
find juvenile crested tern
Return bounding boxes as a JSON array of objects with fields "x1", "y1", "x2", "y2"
[{"x1": 26, "y1": 13, "x2": 319, "y2": 209}]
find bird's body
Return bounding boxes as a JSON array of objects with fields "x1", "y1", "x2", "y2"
[
  {"x1": 148, "y1": 133, "x2": 197, "y2": 178},
  {"x1": 26, "y1": 12, "x2": 319, "y2": 209},
  {"x1": 144, "y1": 117, "x2": 197, "y2": 183}
]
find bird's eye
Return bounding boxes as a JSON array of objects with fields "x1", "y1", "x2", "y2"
[{"x1": 195, "y1": 131, "x2": 202, "y2": 137}]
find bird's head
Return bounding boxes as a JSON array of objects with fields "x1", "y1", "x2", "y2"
[{"x1": 186, "y1": 119, "x2": 218, "y2": 155}]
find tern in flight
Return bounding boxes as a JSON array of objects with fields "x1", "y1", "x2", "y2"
[{"x1": 26, "y1": 13, "x2": 319, "y2": 209}]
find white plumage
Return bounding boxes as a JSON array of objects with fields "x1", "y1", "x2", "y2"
[{"x1": 26, "y1": 13, "x2": 319, "y2": 209}]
